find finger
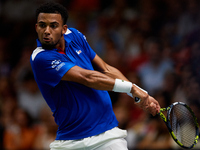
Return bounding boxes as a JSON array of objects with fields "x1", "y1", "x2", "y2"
[
  {"x1": 149, "y1": 102, "x2": 157, "y2": 116},
  {"x1": 157, "y1": 105, "x2": 161, "y2": 113},
  {"x1": 155, "y1": 102, "x2": 161, "y2": 113},
  {"x1": 152, "y1": 99, "x2": 160, "y2": 114}
]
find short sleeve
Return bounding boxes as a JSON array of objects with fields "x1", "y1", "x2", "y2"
[
  {"x1": 69, "y1": 28, "x2": 96, "y2": 61},
  {"x1": 31, "y1": 49, "x2": 75, "y2": 87}
]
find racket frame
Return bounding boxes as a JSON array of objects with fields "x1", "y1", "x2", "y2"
[{"x1": 158, "y1": 102, "x2": 199, "y2": 149}]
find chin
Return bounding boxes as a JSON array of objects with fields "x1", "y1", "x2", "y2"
[{"x1": 42, "y1": 44, "x2": 56, "y2": 50}]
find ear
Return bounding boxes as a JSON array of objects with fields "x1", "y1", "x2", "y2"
[
  {"x1": 35, "y1": 24, "x2": 38, "y2": 33},
  {"x1": 62, "y1": 25, "x2": 68, "y2": 34}
]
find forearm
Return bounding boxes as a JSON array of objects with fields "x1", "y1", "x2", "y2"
[
  {"x1": 99, "y1": 65, "x2": 142, "y2": 96},
  {"x1": 100, "y1": 64, "x2": 129, "y2": 81},
  {"x1": 81, "y1": 70, "x2": 116, "y2": 91},
  {"x1": 94, "y1": 63, "x2": 147, "y2": 98},
  {"x1": 92, "y1": 54, "x2": 129, "y2": 81},
  {"x1": 62, "y1": 66, "x2": 115, "y2": 91},
  {"x1": 63, "y1": 65, "x2": 135, "y2": 93},
  {"x1": 91, "y1": 54, "x2": 160, "y2": 115}
]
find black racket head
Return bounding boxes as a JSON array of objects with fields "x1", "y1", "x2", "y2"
[{"x1": 166, "y1": 102, "x2": 199, "y2": 149}]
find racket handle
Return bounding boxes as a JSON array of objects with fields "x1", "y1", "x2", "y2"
[
  {"x1": 127, "y1": 93, "x2": 141, "y2": 103},
  {"x1": 132, "y1": 84, "x2": 147, "y2": 103},
  {"x1": 135, "y1": 97, "x2": 141, "y2": 103}
]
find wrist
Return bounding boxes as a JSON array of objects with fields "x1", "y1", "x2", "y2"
[
  {"x1": 112, "y1": 79, "x2": 132, "y2": 93},
  {"x1": 132, "y1": 84, "x2": 148, "y2": 94},
  {"x1": 128, "y1": 84, "x2": 148, "y2": 103}
]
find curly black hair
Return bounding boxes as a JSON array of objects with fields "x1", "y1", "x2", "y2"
[{"x1": 36, "y1": 2, "x2": 68, "y2": 25}]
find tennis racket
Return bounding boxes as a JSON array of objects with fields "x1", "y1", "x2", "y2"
[{"x1": 158, "y1": 102, "x2": 199, "y2": 149}]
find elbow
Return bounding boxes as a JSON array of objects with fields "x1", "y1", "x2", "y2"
[{"x1": 80, "y1": 72, "x2": 98, "y2": 88}]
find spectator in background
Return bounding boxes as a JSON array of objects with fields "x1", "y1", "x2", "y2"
[
  {"x1": 137, "y1": 37, "x2": 174, "y2": 95},
  {"x1": 113, "y1": 93, "x2": 134, "y2": 130},
  {"x1": 0, "y1": 38, "x2": 10, "y2": 77},
  {"x1": 33, "y1": 105, "x2": 58, "y2": 150},
  {"x1": 3, "y1": 107, "x2": 36, "y2": 150},
  {"x1": 173, "y1": 65, "x2": 193, "y2": 104},
  {"x1": 0, "y1": 95, "x2": 17, "y2": 128},
  {"x1": 190, "y1": 42, "x2": 200, "y2": 84},
  {"x1": 135, "y1": 116, "x2": 173, "y2": 150},
  {"x1": 126, "y1": 30, "x2": 148, "y2": 72},
  {"x1": 176, "y1": 0, "x2": 200, "y2": 41},
  {"x1": 17, "y1": 69, "x2": 46, "y2": 120},
  {"x1": 0, "y1": 75, "x2": 17, "y2": 150},
  {"x1": 2, "y1": 0, "x2": 37, "y2": 23},
  {"x1": 0, "y1": 76, "x2": 16, "y2": 101},
  {"x1": 161, "y1": 71, "x2": 179, "y2": 104}
]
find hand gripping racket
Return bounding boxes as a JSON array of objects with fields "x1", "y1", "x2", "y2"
[{"x1": 158, "y1": 102, "x2": 199, "y2": 149}]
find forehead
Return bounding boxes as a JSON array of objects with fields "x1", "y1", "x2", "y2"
[{"x1": 37, "y1": 13, "x2": 62, "y2": 23}]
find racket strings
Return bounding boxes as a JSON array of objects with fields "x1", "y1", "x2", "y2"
[{"x1": 170, "y1": 104, "x2": 196, "y2": 147}]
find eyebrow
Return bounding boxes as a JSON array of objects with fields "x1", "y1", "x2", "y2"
[{"x1": 38, "y1": 21, "x2": 59, "y2": 24}]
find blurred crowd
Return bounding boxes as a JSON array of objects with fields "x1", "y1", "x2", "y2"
[{"x1": 0, "y1": 0, "x2": 200, "y2": 149}]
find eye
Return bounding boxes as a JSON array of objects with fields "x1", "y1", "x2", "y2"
[
  {"x1": 50, "y1": 24, "x2": 58, "y2": 29},
  {"x1": 39, "y1": 23, "x2": 46, "y2": 28}
]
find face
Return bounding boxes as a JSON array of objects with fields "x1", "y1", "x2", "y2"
[{"x1": 36, "y1": 13, "x2": 67, "y2": 49}]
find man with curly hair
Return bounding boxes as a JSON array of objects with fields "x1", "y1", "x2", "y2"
[{"x1": 30, "y1": 2, "x2": 160, "y2": 150}]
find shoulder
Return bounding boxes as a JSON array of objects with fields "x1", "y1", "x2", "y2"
[
  {"x1": 31, "y1": 47, "x2": 45, "y2": 62},
  {"x1": 64, "y1": 28, "x2": 86, "y2": 41},
  {"x1": 30, "y1": 47, "x2": 61, "y2": 64},
  {"x1": 66, "y1": 28, "x2": 81, "y2": 35}
]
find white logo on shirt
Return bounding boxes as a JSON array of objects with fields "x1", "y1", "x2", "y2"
[
  {"x1": 76, "y1": 50, "x2": 82, "y2": 55},
  {"x1": 51, "y1": 60, "x2": 65, "y2": 71},
  {"x1": 51, "y1": 60, "x2": 61, "y2": 68}
]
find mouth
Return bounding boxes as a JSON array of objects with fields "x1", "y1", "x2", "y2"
[{"x1": 43, "y1": 37, "x2": 51, "y2": 42}]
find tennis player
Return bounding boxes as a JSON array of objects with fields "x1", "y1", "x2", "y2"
[{"x1": 30, "y1": 2, "x2": 160, "y2": 150}]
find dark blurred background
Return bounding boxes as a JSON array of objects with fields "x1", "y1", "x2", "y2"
[{"x1": 0, "y1": 0, "x2": 200, "y2": 149}]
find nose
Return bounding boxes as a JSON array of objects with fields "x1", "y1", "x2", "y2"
[{"x1": 44, "y1": 26, "x2": 50, "y2": 35}]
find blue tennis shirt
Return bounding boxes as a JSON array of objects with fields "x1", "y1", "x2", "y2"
[{"x1": 30, "y1": 28, "x2": 118, "y2": 140}]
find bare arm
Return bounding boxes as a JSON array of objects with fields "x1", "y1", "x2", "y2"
[
  {"x1": 61, "y1": 65, "x2": 115, "y2": 91},
  {"x1": 92, "y1": 55, "x2": 128, "y2": 81},
  {"x1": 61, "y1": 55, "x2": 125, "y2": 91},
  {"x1": 92, "y1": 55, "x2": 160, "y2": 115},
  {"x1": 61, "y1": 54, "x2": 160, "y2": 116}
]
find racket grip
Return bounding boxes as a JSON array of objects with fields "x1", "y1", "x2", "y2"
[
  {"x1": 134, "y1": 97, "x2": 141, "y2": 103},
  {"x1": 132, "y1": 84, "x2": 147, "y2": 103},
  {"x1": 127, "y1": 93, "x2": 141, "y2": 103}
]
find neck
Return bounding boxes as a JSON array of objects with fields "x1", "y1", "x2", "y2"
[{"x1": 56, "y1": 36, "x2": 65, "y2": 51}]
